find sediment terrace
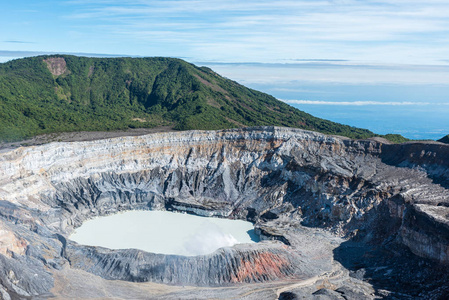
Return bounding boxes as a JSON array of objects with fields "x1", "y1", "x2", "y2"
[{"x1": 0, "y1": 127, "x2": 448, "y2": 299}]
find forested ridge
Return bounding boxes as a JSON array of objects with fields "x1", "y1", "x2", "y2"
[{"x1": 0, "y1": 55, "x2": 408, "y2": 142}]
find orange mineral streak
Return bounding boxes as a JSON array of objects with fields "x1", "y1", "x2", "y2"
[
  {"x1": 0, "y1": 227, "x2": 28, "y2": 257},
  {"x1": 230, "y1": 252, "x2": 291, "y2": 283}
]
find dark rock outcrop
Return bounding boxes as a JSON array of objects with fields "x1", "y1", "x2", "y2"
[{"x1": 438, "y1": 134, "x2": 449, "y2": 144}]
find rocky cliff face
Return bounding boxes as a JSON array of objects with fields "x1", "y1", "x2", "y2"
[{"x1": 0, "y1": 127, "x2": 448, "y2": 299}]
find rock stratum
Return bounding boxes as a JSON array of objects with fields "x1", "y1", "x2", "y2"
[{"x1": 0, "y1": 127, "x2": 448, "y2": 299}]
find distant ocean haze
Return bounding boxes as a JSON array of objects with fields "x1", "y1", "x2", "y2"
[{"x1": 203, "y1": 62, "x2": 449, "y2": 140}]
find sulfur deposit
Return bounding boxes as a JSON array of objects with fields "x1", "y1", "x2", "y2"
[{"x1": 0, "y1": 127, "x2": 448, "y2": 299}]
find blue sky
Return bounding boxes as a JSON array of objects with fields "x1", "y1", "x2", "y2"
[{"x1": 2, "y1": 0, "x2": 449, "y2": 64}]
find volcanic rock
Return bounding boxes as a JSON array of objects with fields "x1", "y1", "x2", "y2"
[{"x1": 0, "y1": 127, "x2": 448, "y2": 299}]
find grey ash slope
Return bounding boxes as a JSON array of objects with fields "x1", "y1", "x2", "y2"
[{"x1": 0, "y1": 127, "x2": 448, "y2": 299}]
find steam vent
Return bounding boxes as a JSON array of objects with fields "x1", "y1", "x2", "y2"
[{"x1": 0, "y1": 127, "x2": 448, "y2": 299}]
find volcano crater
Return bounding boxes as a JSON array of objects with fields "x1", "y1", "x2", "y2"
[{"x1": 1, "y1": 127, "x2": 448, "y2": 299}]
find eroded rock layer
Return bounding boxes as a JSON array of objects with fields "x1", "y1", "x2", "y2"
[{"x1": 0, "y1": 127, "x2": 448, "y2": 299}]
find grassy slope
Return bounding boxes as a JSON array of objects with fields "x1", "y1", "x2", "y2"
[{"x1": 0, "y1": 55, "x2": 407, "y2": 142}]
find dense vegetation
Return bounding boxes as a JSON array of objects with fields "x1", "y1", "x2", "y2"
[{"x1": 0, "y1": 55, "x2": 405, "y2": 142}]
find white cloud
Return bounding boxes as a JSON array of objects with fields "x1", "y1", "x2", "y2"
[{"x1": 280, "y1": 100, "x2": 449, "y2": 106}]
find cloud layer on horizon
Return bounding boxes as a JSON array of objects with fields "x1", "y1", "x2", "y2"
[
  {"x1": 203, "y1": 62, "x2": 449, "y2": 85},
  {"x1": 280, "y1": 99, "x2": 449, "y2": 106}
]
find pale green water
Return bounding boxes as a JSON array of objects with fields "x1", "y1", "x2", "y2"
[{"x1": 70, "y1": 210, "x2": 258, "y2": 256}]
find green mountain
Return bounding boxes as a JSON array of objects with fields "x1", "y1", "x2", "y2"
[
  {"x1": 438, "y1": 135, "x2": 449, "y2": 144},
  {"x1": 0, "y1": 55, "x2": 402, "y2": 142}
]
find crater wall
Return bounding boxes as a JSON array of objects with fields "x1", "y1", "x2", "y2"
[{"x1": 0, "y1": 127, "x2": 448, "y2": 298}]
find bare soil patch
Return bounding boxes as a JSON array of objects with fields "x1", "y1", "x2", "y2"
[{"x1": 0, "y1": 126, "x2": 175, "y2": 152}]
